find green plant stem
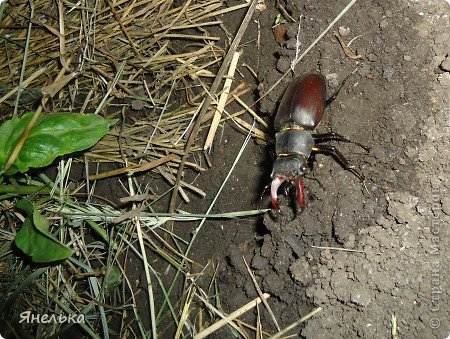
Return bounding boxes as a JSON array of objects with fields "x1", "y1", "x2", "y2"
[{"x1": 0, "y1": 184, "x2": 50, "y2": 195}]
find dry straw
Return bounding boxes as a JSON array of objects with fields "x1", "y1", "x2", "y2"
[{"x1": 0, "y1": 0, "x2": 262, "y2": 203}]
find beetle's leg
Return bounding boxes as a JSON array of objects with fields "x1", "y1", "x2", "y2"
[
  {"x1": 325, "y1": 74, "x2": 351, "y2": 106},
  {"x1": 312, "y1": 132, "x2": 370, "y2": 152},
  {"x1": 295, "y1": 177, "x2": 305, "y2": 213},
  {"x1": 312, "y1": 144, "x2": 365, "y2": 182},
  {"x1": 303, "y1": 153, "x2": 326, "y2": 190},
  {"x1": 307, "y1": 153, "x2": 316, "y2": 171}
]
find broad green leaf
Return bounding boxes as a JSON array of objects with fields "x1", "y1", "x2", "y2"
[
  {"x1": 15, "y1": 199, "x2": 72, "y2": 263},
  {"x1": 14, "y1": 199, "x2": 34, "y2": 217},
  {"x1": 0, "y1": 112, "x2": 117, "y2": 175},
  {"x1": 0, "y1": 113, "x2": 33, "y2": 167}
]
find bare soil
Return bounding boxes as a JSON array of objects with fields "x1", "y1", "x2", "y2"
[{"x1": 178, "y1": 0, "x2": 449, "y2": 337}]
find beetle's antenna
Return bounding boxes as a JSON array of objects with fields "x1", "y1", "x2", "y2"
[{"x1": 325, "y1": 72, "x2": 352, "y2": 106}]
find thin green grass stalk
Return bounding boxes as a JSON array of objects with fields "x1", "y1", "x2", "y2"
[
  {"x1": 89, "y1": 277, "x2": 108, "y2": 337},
  {"x1": 0, "y1": 2, "x2": 6, "y2": 21},
  {"x1": 38, "y1": 173, "x2": 117, "y2": 249},
  {"x1": 157, "y1": 122, "x2": 255, "y2": 323},
  {"x1": 148, "y1": 263, "x2": 180, "y2": 331},
  {"x1": 53, "y1": 206, "x2": 268, "y2": 222},
  {"x1": 158, "y1": 226, "x2": 189, "y2": 246},
  {"x1": 86, "y1": 219, "x2": 114, "y2": 247},
  {"x1": 116, "y1": 225, "x2": 183, "y2": 269},
  {"x1": 174, "y1": 284, "x2": 195, "y2": 339},
  {"x1": 97, "y1": 231, "x2": 119, "y2": 339},
  {"x1": 44, "y1": 274, "x2": 98, "y2": 334},
  {"x1": 0, "y1": 183, "x2": 51, "y2": 196},
  {"x1": 174, "y1": 261, "x2": 215, "y2": 337},
  {"x1": 0, "y1": 238, "x2": 13, "y2": 257},
  {"x1": 51, "y1": 303, "x2": 96, "y2": 337},
  {"x1": 143, "y1": 230, "x2": 191, "y2": 266},
  {"x1": 137, "y1": 218, "x2": 157, "y2": 338}
]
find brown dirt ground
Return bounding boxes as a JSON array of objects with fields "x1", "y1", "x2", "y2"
[{"x1": 171, "y1": 0, "x2": 449, "y2": 337}]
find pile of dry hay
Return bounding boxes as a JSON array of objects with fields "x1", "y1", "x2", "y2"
[{"x1": 0, "y1": 0, "x2": 258, "y2": 204}]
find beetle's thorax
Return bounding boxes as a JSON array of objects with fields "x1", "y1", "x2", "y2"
[
  {"x1": 271, "y1": 128, "x2": 314, "y2": 179},
  {"x1": 275, "y1": 128, "x2": 314, "y2": 159}
]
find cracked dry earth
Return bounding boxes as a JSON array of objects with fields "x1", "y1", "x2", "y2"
[{"x1": 187, "y1": 0, "x2": 449, "y2": 338}]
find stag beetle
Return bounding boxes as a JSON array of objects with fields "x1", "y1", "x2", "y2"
[{"x1": 270, "y1": 73, "x2": 369, "y2": 213}]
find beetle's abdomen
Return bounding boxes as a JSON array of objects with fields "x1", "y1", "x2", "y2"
[{"x1": 274, "y1": 74, "x2": 326, "y2": 131}]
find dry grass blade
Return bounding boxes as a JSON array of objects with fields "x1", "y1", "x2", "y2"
[
  {"x1": 391, "y1": 314, "x2": 398, "y2": 339},
  {"x1": 168, "y1": 0, "x2": 258, "y2": 214},
  {"x1": 195, "y1": 293, "x2": 271, "y2": 339},
  {"x1": 232, "y1": 94, "x2": 269, "y2": 128},
  {"x1": 333, "y1": 30, "x2": 363, "y2": 60},
  {"x1": 269, "y1": 307, "x2": 322, "y2": 339},
  {"x1": 204, "y1": 50, "x2": 240, "y2": 150},
  {"x1": 175, "y1": 286, "x2": 196, "y2": 339},
  {"x1": 0, "y1": 2, "x2": 267, "y2": 338},
  {"x1": 88, "y1": 153, "x2": 179, "y2": 180},
  {"x1": 243, "y1": 257, "x2": 280, "y2": 331},
  {"x1": 0, "y1": 0, "x2": 246, "y2": 202},
  {"x1": 0, "y1": 66, "x2": 49, "y2": 104},
  {"x1": 311, "y1": 245, "x2": 382, "y2": 255},
  {"x1": 226, "y1": 114, "x2": 272, "y2": 142},
  {"x1": 194, "y1": 291, "x2": 248, "y2": 338}
]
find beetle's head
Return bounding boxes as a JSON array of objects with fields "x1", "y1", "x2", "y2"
[{"x1": 270, "y1": 155, "x2": 308, "y2": 212}]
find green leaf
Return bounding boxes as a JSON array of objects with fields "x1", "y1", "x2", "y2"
[
  {"x1": 15, "y1": 199, "x2": 34, "y2": 216},
  {"x1": 0, "y1": 113, "x2": 33, "y2": 167},
  {"x1": 14, "y1": 199, "x2": 72, "y2": 263},
  {"x1": 0, "y1": 112, "x2": 117, "y2": 175},
  {"x1": 104, "y1": 267, "x2": 122, "y2": 292}
]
